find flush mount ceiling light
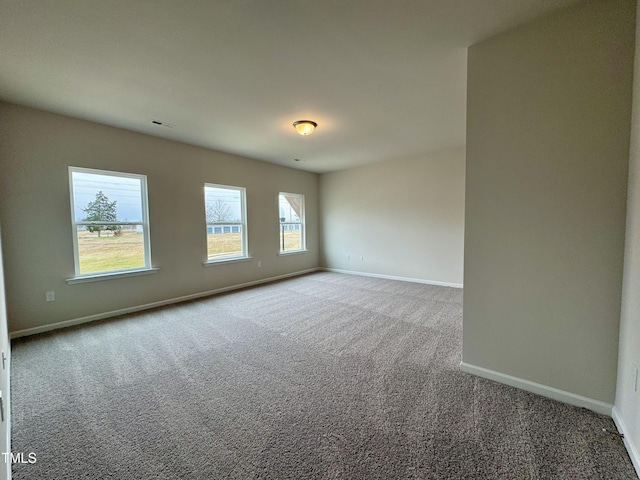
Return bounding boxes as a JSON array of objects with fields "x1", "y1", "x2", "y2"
[{"x1": 293, "y1": 120, "x2": 317, "y2": 136}]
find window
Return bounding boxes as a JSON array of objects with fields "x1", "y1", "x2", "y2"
[
  {"x1": 204, "y1": 184, "x2": 248, "y2": 262},
  {"x1": 279, "y1": 192, "x2": 305, "y2": 253},
  {"x1": 69, "y1": 167, "x2": 152, "y2": 278}
]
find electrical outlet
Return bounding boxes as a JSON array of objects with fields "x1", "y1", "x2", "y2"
[
  {"x1": 346, "y1": 254, "x2": 350, "y2": 261},
  {"x1": 360, "y1": 255, "x2": 364, "y2": 262},
  {"x1": 633, "y1": 364, "x2": 638, "y2": 392},
  {"x1": 257, "y1": 261, "x2": 262, "y2": 268},
  {"x1": 45, "y1": 291, "x2": 55, "y2": 302}
]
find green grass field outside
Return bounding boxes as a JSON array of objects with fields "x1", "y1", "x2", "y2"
[
  {"x1": 78, "y1": 229, "x2": 304, "y2": 274},
  {"x1": 280, "y1": 230, "x2": 302, "y2": 252},
  {"x1": 77, "y1": 229, "x2": 144, "y2": 274},
  {"x1": 207, "y1": 232, "x2": 243, "y2": 259}
]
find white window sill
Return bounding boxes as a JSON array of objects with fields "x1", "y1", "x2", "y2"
[
  {"x1": 203, "y1": 256, "x2": 252, "y2": 267},
  {"x1": 66, "y1": 267, "x2": 159, "y2": 285},
  {"x1": 278, "y1": 249, "x2": 308, "y2": 256}
]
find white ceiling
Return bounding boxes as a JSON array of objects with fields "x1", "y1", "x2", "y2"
[{"x1": 0, "y1": 0, "x2": 581, "y2": 173}]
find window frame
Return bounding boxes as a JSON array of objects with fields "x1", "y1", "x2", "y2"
[
  {"x1": 203, "y1": 183, "x2": 249, "y2": 264},
  {"x1": 278, "y1": 192, "x2": 306, "y2": 254},
  {"x1": 67, "y1": 166, "x2": 153, "y2": 282}
]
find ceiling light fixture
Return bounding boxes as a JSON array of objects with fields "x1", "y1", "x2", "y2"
[{"x1": 293, "y1": 120, "x2": 317, "y2": 136}]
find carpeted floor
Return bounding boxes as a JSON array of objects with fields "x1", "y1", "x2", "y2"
[{"x1": 10, "y1": 272, "x2": 637, "y2": 479}]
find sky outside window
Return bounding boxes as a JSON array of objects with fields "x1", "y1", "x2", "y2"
[{"x1": 72, "y1": 171, "x2": 143, "y2": 222}]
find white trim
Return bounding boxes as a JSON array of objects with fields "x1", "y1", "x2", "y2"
[
  {"x1": 203, "y1": 256, "x2": 252, "y2": 266},
  {"x1": 3, "y1": 347, "x2": 9, "y2": 480},
  {"x1": 11, "y1": 268, "x2": 320, "y2": 339},
  {"x1": 460, "y1": 362, "x2": 613, "y2": 416},
  {"x1": 322, "y1": 267, "x2": 463, "y2": 289},
  {"x1": 69, "y1": 166, "x2": 153, "y2": 276},
  {"x1": 279, "y1": 192, "x2": 305, "y2": 253},
  {"x1": 204, "y1": 183, "x2": 248, "y2": 259},
  {"x1": 76, "y1": 221, "x2": 144, "y2": 226},
  {"x1": 278, "y1": 250, "x2": 308, "y2": 256},
  {"x1": 66, "y1": 267, "x2": 159, "y2": 284},
  {"x1": 612, "y1": 407, "x2": 640, "y2": 478}
]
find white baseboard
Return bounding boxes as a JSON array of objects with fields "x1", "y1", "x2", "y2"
[
  {"x1": 322, "y1": 267, "x2": 463, "y2": 289},
  {"x1": 9, "y1": 268, "x2": 320, "y2": 339},
  {"x1": 460, "y1": 362, "x2": 613, "y2": 416},
  {"x1": 613, "y1": 407, "x2": 640, "y2": 478}
]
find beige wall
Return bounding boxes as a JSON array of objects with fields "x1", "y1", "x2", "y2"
[
  {"x1": 319, "y1": 148, "x2": 465, "y2": 286},
  {"x1": 615, "y1": 1, "x2": 640, "y2": 470},
  {"x1": 463, "y1": 0, "x2": 635, "y2": 405},
  {"x1": 0, "y1": 102, "x2": 319, "y2": 334}
]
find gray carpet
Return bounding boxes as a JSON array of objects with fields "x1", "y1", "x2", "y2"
[{"x1": 10, "y1": 272, "x2": 637, "y2": 479}]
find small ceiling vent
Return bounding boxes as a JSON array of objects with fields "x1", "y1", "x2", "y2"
[{"x1": 149, "y1": 120, "x2": 175, "y2": 128}]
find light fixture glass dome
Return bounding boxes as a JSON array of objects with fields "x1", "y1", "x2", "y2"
[{"x1": 293, "y1": 120, "x2": 317, "y2": 136}]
